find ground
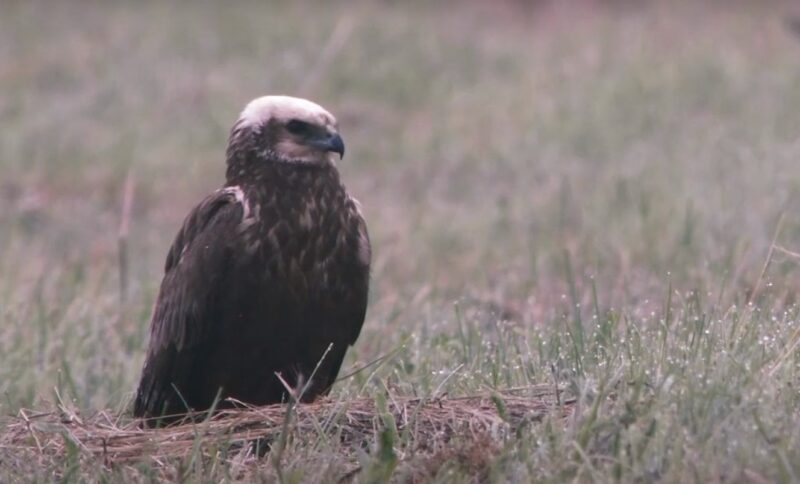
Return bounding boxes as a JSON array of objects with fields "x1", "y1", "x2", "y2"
[{"x1": 2, "y1": 0, "x2": 800, "y2": 481}]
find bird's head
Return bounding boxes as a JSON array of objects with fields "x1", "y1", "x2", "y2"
[{"x1": 227, "y1": 95, "x2": 344, "y2": 168}]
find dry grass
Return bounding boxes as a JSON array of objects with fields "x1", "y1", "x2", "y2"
[{"x1": 2, "y1": 387, "x2": 571, "y2": 477}]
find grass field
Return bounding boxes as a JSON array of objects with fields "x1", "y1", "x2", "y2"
[{"x1": 2, "y1": 1, "x2": 800, "y2": 481}]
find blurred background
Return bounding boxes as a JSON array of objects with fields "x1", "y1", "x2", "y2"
[{"x1": 2, "y1": 0, "x2": 800, "y2": 412}]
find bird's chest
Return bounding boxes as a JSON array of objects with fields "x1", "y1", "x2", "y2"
[{"x1": 240, "y1": 198, "x2": 354, "y2": 300}]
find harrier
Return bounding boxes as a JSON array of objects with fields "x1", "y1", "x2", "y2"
[{"x1": 134, "y1": 96, "x2": 370, "y2": 424}]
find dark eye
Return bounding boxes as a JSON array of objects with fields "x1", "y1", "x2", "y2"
[{"x1": 286, "y1": 119, "x2": 311, "y2": 135}]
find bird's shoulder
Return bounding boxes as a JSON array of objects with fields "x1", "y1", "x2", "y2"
[
  {"x1": 344, "y1": 194, "x2": 371, "y2": 269},
  {"x1": 164, "y1": 186, "x2": 252, "y2": 272}
]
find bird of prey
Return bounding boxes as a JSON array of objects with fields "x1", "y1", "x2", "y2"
[{"x1": 133, "y1": 96, "x2": 370, "y2": 424}]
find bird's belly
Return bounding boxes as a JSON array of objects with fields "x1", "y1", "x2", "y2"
[{"x1": 192, "y1": 249, "x2": 352, "y2": 405}]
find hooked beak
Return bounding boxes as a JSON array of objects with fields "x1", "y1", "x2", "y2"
[{"x1": 311, "y1": 132, "x2": 345, "y2": 159}]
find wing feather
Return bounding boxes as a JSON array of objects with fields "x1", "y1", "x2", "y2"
[
  {"x1": 134, "y1": 189, "x2": 245, "y2": 420},
  {"x1": 346, "y1": 202, "x2": 371, "y2": 345}
]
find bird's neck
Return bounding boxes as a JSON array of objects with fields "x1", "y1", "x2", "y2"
[{"x1": 225, "y1": 156, "x2": 343, "y2": 199}]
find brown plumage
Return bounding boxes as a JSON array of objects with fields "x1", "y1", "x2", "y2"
[{"x1": 134, "y1": 96, "x2": 370, "y2": 424}]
